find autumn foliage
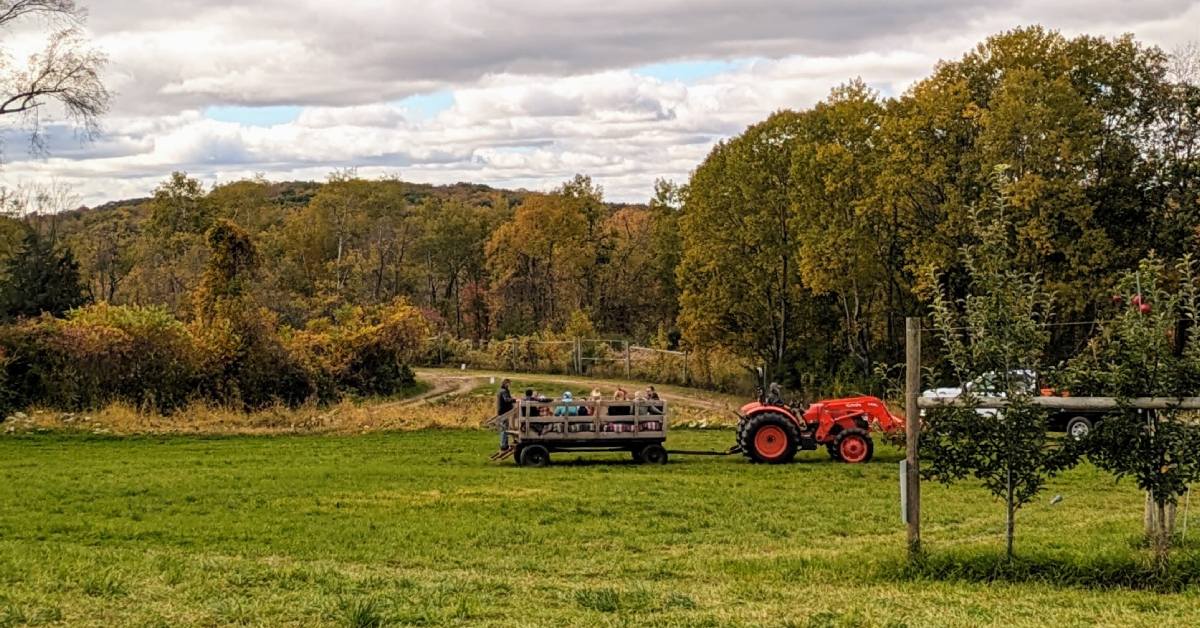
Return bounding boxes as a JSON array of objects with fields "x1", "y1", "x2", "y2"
[{"x1": 0, "y1": 220, "x2": 428, "y2": 414}]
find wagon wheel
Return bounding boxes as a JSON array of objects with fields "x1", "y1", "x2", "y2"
[
  {"x1": 640, "y1": 444, "x2": 668, "y2": 465},
  {"x1": 518, "y1": 444, "x2": 550, "y2": 467}
]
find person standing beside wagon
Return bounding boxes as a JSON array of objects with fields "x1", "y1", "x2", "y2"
[{"x1": 496, "y1": 379, "x2": 515, "y2": 450}]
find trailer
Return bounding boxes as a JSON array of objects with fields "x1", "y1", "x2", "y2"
[{"x1": 501, "y1": 398, "x2": 668, "y2": 466}]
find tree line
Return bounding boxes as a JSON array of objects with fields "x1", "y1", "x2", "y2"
[
  {"x1": 0, "y1": 26, "x2": 1197, "y2": 400},
  {"x1": 680, "y1": 27, "x2": 1199, "y2": 393},
  {"x1": 3, "y1": 172, "x2": 680, "y2": 343}
]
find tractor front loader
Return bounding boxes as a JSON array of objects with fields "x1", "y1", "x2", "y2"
[{"x1": 736, "y1": 395, "x2": 904, "y2": 464}]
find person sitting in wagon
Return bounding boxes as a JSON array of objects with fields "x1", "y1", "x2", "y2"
[
  {"x1": 585, "y1": 388, "x2": 602, "y2": 417},
  {"x1": 645, "y1": 385, "x2": 664, "y2": 415},
  {"x1": 521, "y1": 388, "x2": 536, "y2": 416},
  {"x1": 609, "y1": 388, "x2": 632, "y2": 417},
  {"x1": 554, "y1": 391, "x2": 580, "y2": 416}
]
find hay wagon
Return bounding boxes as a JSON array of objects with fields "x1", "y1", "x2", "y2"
[{"x1": 504, "y1": 399, "x2": 668, "y2": 466}]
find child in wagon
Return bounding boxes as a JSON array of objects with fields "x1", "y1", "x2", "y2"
[{"x1": 554, "y1": 391, "x2": 580, "y2": 416}]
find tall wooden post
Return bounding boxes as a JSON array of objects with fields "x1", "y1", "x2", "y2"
[{"x1": 904, "y1": 317, "x2": 922, "y2": 559}]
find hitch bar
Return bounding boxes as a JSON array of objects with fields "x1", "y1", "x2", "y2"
[{"x1": 665, "y1": 445, "x2": 742, "y2": 456}]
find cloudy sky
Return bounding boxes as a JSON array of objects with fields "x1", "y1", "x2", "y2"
[{"x1": 1, "y1": 0, "x2": 1198, "y2": 206}]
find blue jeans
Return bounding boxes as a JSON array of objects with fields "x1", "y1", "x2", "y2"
[{"x1": 499, "y1": 416, "x2": 509, "y2": 449}]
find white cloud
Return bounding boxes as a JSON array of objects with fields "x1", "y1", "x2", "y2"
[{"x1": 0, "y1": 1, "x2": 1196, "y2": 204}]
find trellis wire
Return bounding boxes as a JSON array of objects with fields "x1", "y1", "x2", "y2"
[{"x1": 921, "y1": 319, "x2": 1186, "y2": 333}]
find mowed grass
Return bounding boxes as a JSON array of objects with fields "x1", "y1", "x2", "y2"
[{"x1": 1, "y1": 430, "x2": 1198, "y2": 627}]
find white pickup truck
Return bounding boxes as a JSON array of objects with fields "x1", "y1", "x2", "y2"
[{"x1": 922, "y1": 369, "x2": 1103, "y2": 439}]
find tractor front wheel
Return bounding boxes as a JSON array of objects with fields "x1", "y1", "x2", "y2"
[
  {"x1": 833, "y1": 428, "x2": 873, "y2": 464},
  {"x1": 738, "y1": 413, "x2": 800, "y2": 464}
]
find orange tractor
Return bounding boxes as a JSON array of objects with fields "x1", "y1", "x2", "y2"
[{"x1": 735, "y1": 393, "x2": 904, "y2": 464}]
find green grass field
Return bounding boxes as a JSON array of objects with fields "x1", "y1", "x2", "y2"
[{"x1": 1, "y1": 430, "x2": 1198, "y2": 627}]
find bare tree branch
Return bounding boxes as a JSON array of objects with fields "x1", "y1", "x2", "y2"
[
  {"x1": 0, "y1": 1, "x2": 106, "y2": 164},
  {"x1": 0, "y1": 22, "x2": 108, "y2": 158},
  {"x1": 1170, "y1": 41, "x2": 1200, "y2": 87},
  {"x1": 0, "y1": 1, "x2": 80, "y2": 29}
]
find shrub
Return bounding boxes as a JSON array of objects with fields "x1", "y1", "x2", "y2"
[
  {"x1": 67, "y1": 303, "x2": 199, "y2": 410},
  {"x1": 0, "y1": 304, "x2": 199, "y2": 412},
  {"x1": 0, "y1": 298, "x2": 430, "y2": 414},
  {"x1": 288, "y1": 299, "x2": 428, "y2": 399},
  {"x1": 192, "y1": 307, "x2": 321, "y2": 409},
  {"x1": 341, "y1": 300, "x2": 427, "y2": 395}
]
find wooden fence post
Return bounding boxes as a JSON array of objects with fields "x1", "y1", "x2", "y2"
[
  {"x1": 904, "y1": 317, "x2": 922, "y2": 560},
  {"x1": 624, "y1": 341, "x2": 631, "y2": 378}
]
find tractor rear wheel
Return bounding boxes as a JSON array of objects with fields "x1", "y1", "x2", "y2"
[
  {"x1": 833, "y1": 428, "x2": 873, "y2": 464},
  {"x1": 738, "y1": 413, "x2": 800, "y2": 464}
]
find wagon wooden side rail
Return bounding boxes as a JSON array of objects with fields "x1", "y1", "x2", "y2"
[{"x1": 504, "y1": 399, "x2": 669, "y2": 466}]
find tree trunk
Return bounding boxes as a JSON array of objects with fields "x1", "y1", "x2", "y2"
[{"x1": 1145, "y1": 492, "x2": 1177, "y2": 569}]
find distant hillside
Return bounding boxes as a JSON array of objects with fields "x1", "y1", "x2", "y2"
[
  {"x1": 9, "y1": 173, "x2": 670, "y2": 344},
  {"x1": 66, "y1": 179, "x2": 644, "y2": 220}
]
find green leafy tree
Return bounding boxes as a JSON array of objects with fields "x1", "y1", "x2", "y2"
[
  {"x1": 922, "y1": 169, "x2": 1077, "y2": 559},
  {"x1": 0, "y1": 227, "x2": 88, "y2": 319},
  {"x1": 646, "y1": 178, "x2": 685, "y2": 337},
  {"x1": 678, "y1": 111, "x2": 830, "y2": 386},
  {"x1": 207, "y1": 178, "x2": 274, "y2": 233},
  {"x1": 306, "y1": 170, "x2": 372, "y2": 295},
  {"x1": 138, "y1": 172, "x2": 213, "y2": 313},
  {"x1": 1064, "y1": 257, "x2": 1200, "y2": 567},
  {"x1": 878, "y1": 27, "x2": 1182, "y2": 357},
  {"x1": 64, "y1": 207, "x2": 135, "y2": 303},
  {"x1": 148, "y1": 171, "x2": 214, "y2": 237},
  {"x1": 790, "y1": 80, "x2": 894, "y2": 378}
]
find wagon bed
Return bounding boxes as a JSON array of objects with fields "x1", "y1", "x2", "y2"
[{"x1": 505, "y1": 399, "x2": 668, "y2": 466}]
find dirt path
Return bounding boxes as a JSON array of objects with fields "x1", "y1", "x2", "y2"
[
  {"x1": 396, "y1": 373, "x2": 481, "y2": 407},
  {"x1": 410, "y1": 367, "x2": 742, "y2": 413}
]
